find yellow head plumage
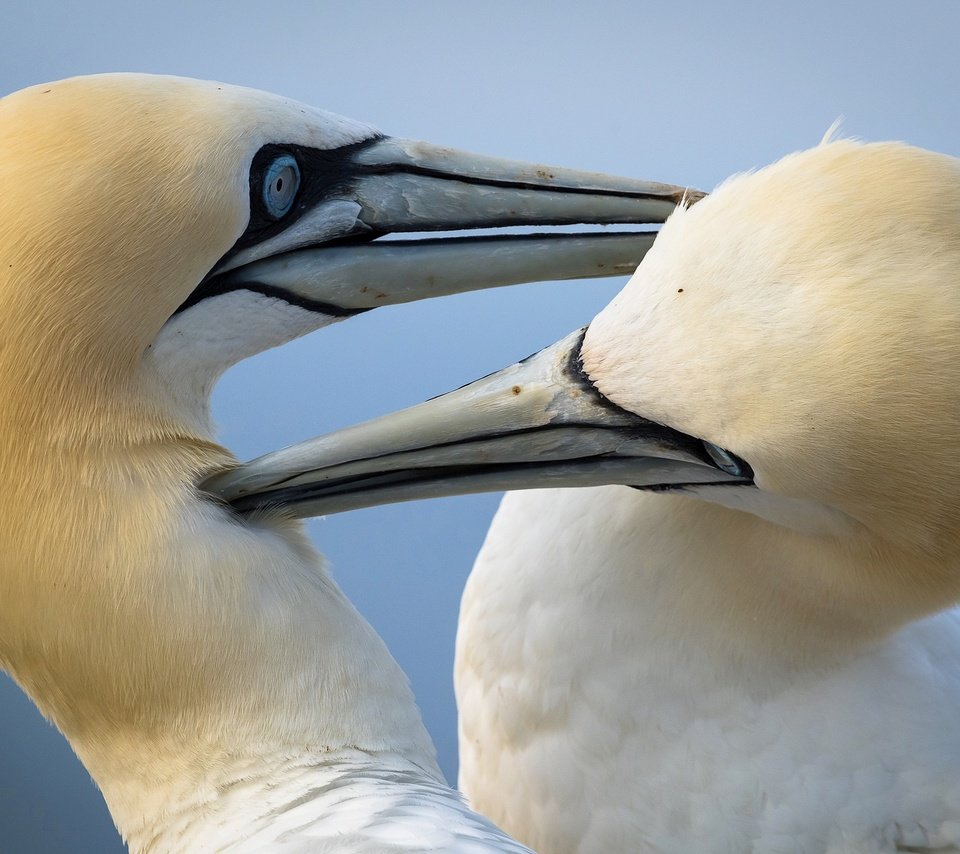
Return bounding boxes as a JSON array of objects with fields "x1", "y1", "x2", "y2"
[{"x1": 585, "y1": 140, "x2": 960, "y2": 621}]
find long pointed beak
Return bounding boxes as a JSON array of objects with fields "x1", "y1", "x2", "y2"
[
  {"x1": 183, "y1": 137, "x2": 700, "y2": 315},
  {"x1": 204, "y1": 329, "x2": 751, "y2": 517},
  {"x1": 217, "y1": 232, "x2": 654, "y2": 313}
]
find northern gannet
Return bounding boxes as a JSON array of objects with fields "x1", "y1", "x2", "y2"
[
  {"x1": 213, "y1": 141, "x2": 960, "y2": 852},
  {"x1": 0, "y1": 72, "x2": 690, "y2": 851}
]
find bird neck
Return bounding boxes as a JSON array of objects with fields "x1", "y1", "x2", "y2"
[
  {"x1": 514, "y1": 486, "x2": 955, "y2": 679},
  {"x1": 0, "y1": 416, "x2": 439, "y2": 846}
]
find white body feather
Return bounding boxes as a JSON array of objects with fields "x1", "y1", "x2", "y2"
[{"x1": 459, "y1": 487, "x2": 960, "y2": 852}]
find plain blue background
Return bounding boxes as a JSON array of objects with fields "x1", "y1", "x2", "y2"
[{"x1": 2, "y1": 2, "x2": 959, "y2": 849}]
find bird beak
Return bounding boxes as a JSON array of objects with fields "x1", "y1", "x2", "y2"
[
  {"x1": 204, "y1": 328, "x2": 751, "y2": 516},
  {"x1": 181, "y1": 138, "x2": 700, "y2": 315}
]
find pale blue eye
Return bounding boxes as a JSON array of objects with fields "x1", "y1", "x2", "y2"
[
  {"x1": 702, "y1": 441, "x2": 744, "y2": 477},
  {"x1": 262, "y1": 154, "x2": 300, "y2": 219}
]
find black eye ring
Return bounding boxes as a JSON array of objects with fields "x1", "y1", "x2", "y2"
[{"x1": 262, "y1": 153, "x2": 301, "y2": 220}]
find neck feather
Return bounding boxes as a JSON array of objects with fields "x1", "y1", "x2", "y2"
[{"x1": 0, "y1": 423, "x2": 439, "y2": 844}]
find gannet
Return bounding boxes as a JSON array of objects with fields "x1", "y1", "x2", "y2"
[
  {"x1": 213, "y1": 141, "x2": 960, "y2": 852},
  {"x1": 0, "y1": 72, "x2": 692, "y2": 851}
]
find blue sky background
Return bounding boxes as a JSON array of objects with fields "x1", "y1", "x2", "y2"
[{"x1": 2, "y1": 2, "x2": 959, "y2": 849}]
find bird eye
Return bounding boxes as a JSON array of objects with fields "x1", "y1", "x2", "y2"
[
  {"x1": 262, "y1": 154, "x2": 300, "y2": 219},
  {"x1": 702, "y1": 440, "x2": 745, "y2": 477}
]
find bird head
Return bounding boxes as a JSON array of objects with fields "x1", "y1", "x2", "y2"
[
  {"x1": 584, "y1": 140, "x2": 960, "y2": 555},
  {"x1": 1, "y1": 75, "x2": 321, "y2": 416}
]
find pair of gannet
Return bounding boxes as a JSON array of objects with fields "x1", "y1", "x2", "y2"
[
  {"x1": 215, "y1": 143, "x2": 960, "y2": 851},
  {"x1": 0, "y1": 73, "x2": 685, "y2": 851}
]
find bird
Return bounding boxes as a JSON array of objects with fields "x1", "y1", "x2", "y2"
[
  {"x1": 214, "y1": 139, "x2": 960, "y2": 852},
  {"x1": 0, "y1": 72, "x2": 689, "y2": 851}
]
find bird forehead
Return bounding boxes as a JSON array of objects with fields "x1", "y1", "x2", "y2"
[
  {"x1": 707, "y1": 140, "x2": 960, "y2": 262},
  {"x1": 591, "y1": 140, "x2": 960, "y2": 347},
  {"x1": 1, "y1": 73, "x2": 378, "y2": 183}
]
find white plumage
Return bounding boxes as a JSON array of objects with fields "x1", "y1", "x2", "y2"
[
  {"x1": 453, "y1": 141, "x2": 960, "y2": 853},
  {"x1": 459, "y1": 488, "x2": 960, "y2": 852}
]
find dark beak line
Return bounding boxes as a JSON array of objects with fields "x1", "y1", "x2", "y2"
[
  {"x1": 173, "y1": 279, "x2": 370, "y2": 318},
  {"x1": 560, "y1": 328, "x2": 725, "y2": 470},
  {"x1": 352, "y1": 159, "x2": 696, "y2": 206},
  {"x1": 231, "y1": 422, "x2": 641, "y2": 500},
  {"x1": 176, "y1": 230, "x2": 657, "y2": 318}
]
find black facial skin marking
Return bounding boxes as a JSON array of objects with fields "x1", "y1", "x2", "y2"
[
  {"x1": 564, "y1": 328, "x2": 754, "y2": 481},
  {"x1": 173, "y1": 139, "x2": 384, "y2": 318}
]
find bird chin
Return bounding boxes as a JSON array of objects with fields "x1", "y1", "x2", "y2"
[{"x1": 146, "y1": 290, "x2": 336, "y2": 438}]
